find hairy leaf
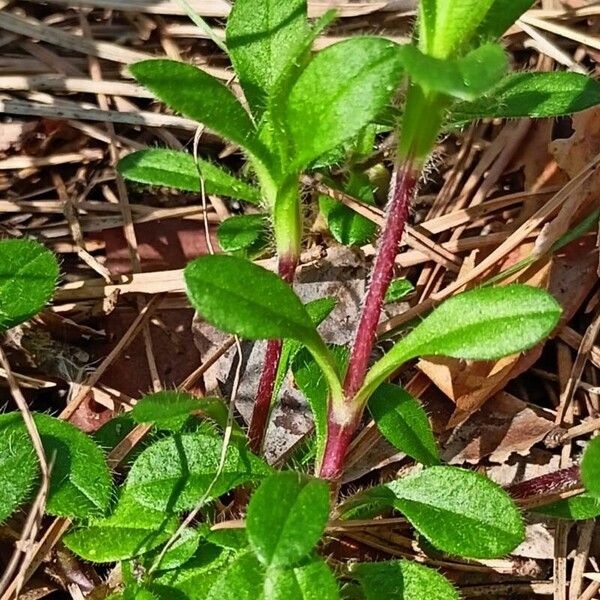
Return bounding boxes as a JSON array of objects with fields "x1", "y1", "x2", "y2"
[
  {"x1": 0, "y1": 413, "x2": 113, "y2": 519},
  {"x1": 362, "y1": 285, "x2": 561, "y2": 401},
  {"x1": 247, "y1": 471, "x2": 330, "y2": 567},
  {"x1": 152, "y1": 528, "x2": 202, "y2": 571},
  {"x1": 125, "y1": 430, "x2": 269, "y2": 512},
  {"x1": 286, "y1": 37, "x2": 403, "y2": 169},
  {"x1": 273, "y1": 297, "x2": 337, "y2": 404},
  {"x1": 320, "y1": 172, "x2": 377, "y2": 247},
  {"x1": 353, "y1": 560, "x2": 459, "y2": 600},
  {"x1": 64, "y1": 491, "x2": 178, "y2": 562},
  {"x1": 117, "y1": 149, "x2": 261, "y2": 203},
  {"x1": 475, "y1": 0, "x2": 534, "y2": 40},
  {"x1": 185, "y1": 255, "x2": 318, "y2": 344},
  {"x1": 418, "y1": 0, "x2": 495, "y2": 59},
  {"x1": 451, "y1": 72, "x2": 600, "y2": 124},
  {"x1": 217, "y1": 214, "x2": 269, "y2": 254},
  {"x1": 582, "y1": 436, "x2": 600, "y2": 497},
  {"x1": 130, "y1": 61, "x2": 266, "y2": 161},
  {"x1": 385, "y1": 278, "x2": 414, "y2": 303},
  {"x1": 534, "y1": 493, "x2": 600, "y2": 520},
  {"x1": 368, "y1": 384, "x2": 439, "y2": 466},
  {"x1": 388, "y1": 466, "x2": 525, "y2": 558},
  {"x1": 207, "y1": 552, "x2": 339, "y2": 600},
  {"x1": 131, "y1": 390, "x2": 236, "y2": 433},
  {"x1": 0, "y1": 415, "x2": 38, "y2": 523},
  {"x1": 226, "y1": 0, "x2": 309, "y2": 115},
  {"x1": 155, "y1": 543, "x2": 235, "y2": 598},
  {"x1": 265, "y1": 558, "x2": 340, "y2": 599},
  {"x1": 399, "y1": 43, "x2": 507, "y2": 101},
  {"x1": 0, "y1": 239, "x2": 59, "y2": 331}
]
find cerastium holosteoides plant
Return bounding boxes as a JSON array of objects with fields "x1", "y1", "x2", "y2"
[{"x1": 3, "y1": 0, "x2": 600, "y2": 597}]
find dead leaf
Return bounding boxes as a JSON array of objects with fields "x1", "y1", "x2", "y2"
[{"x1": 442, "y1": 392, "x2": 555, "y2": 464}]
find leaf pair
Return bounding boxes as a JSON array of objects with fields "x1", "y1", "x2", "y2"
[{"x1": 184, "y1": 254, "x2": 561, "y2": 409}]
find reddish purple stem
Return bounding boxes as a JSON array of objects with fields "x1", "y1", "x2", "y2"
[
  {"x1": 248, "y1": 254, "x2": 297, "y2": 454},
  {"x1": 343, "y1": 163, "x2": 418, "y2": 400},
  {"x1": 318, "y1": 162, "x2": 418, "y2": 480},
  {"x1": 507, "y1": 465, "x2": 581, "y2": 501}
]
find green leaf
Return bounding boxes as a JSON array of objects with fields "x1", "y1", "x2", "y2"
[
  {"x1": 153, "y1": 528, "x2": 202, "y2": 571},
  {"x1": 185, "y1": 255, "x2": 317, "y2": 344},
  {"x1": 247, "y1": 471, "x2": 330, "y2": 567},
  {"x1": 64, "y1": 491, "x2": 178, "y2": 562},
  {"x1": 292, "y1": 345, "x2": 349, "y2": 460},
  {"x1": 353, "y1": 560, "x2": 459, "y2": 600},
  {"x1": 0, "y1": 415, "x2": 38, "y2": 523},
  {"x1": 117, "y1": 149, "x2": 261, "y2": 203},
  {"x1": 451, "y1": 72, "x2": 600, "y2": 124},
  {"x1": 399, "y1": 43, "x2": 508, "y2": 101},
  {"x1": 226, "y1": 0, "x2": 310, "y2": 115},
  {"x1": 0, "y1": 239, "x2": 59, "y2": 331},
  {"x1": 286, "y1": 37, "x2": 403, "y2": 169},
  {"x1": 582, "y1": 436, "x2": 600, "y2": 497},
  {"x1": 93, "y1": 413, "x2": 137, "y2": 451},
  {"x1": 207, "y1": 552, "x2": 339, "y2": 600},
  {"x1": 385, "y1": 278, "x2": 414, "y2": 303},
  {"x1": 131, "y1": 390, "x2": 236, "y2": 434},
  {"x1": 155, "y1": 542, "x2": 235, "y2": 598},
  {"x1": 124, "y1": 430, "x2": 269, "y2": 512},
  {"x1": 217, "y1": 214, "x2": 269, "y2": 254},
  {"x1": 475, "y1": 0, "x2": 534, "y2": 41},
  {"x1": 534, "y1": 493, "x2": 600, "y2": 520},
  {"x1": 418, "y1": 0, "x2": 495, "y2": 59},
  {"x1": 361, "y1": 285, "x2": 561, "y2": 403},
  {"x1": 130, "y1": 60, "x2": 266, "y2": 161},
  {"x1": 388, "y1": 466, "x2": 525, "y2": 558},
  {"x1": 273, "y1": 297, "x2": 338, "y2": 403},
  {"x1": 0, "y1": 413, "x2": 114, "y2": 519},
  {"x1": 206, "y1": 552, "x2": 264, "y2": 600},
  {"x1": 320, "y1": 172, "x2": 377, "y2": 247},
  {"x1": 368, "y1": 384, "x2": 439, "y2": 466},
  {"x1": 265, "y1": 558, "x2": 340, "y2": 599}
]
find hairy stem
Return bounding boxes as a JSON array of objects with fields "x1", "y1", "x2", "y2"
[
  {"x1": 343, "y1": 161, "x2": 419, "y2": 400},
  {"x1": 248, "y1": 255, "x2": 297, "y2": 453},
  {"x1": 318, "y1": 161, "x2": 419, "y2": 479}
]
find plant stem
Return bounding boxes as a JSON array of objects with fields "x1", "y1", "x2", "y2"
[
  {"x1": 317, "y1": 161, "x2": 419, "y2": 480},
  {"x1": 248, "y1": 253, "x2": 297, "y2": 454},
  {"x1": 343, "y1": 161, "x2": 419, "y2": 400}
]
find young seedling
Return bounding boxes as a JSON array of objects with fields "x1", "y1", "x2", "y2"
[{"x1": 118, "y1": 0, "x2": 405, "y2": 452}]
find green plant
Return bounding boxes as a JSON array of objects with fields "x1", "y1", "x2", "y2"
[{"x1": 3, "y1": 0, "x2": 600, "y2": 597}]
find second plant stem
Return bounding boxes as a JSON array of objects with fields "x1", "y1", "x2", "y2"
[{"x1": 318, "y1": 161, "x2": 419, "y2": 479}]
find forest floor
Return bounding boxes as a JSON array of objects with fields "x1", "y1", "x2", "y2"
[{"x1": 0, "y1": 0, "x2": 599, "y2": 598}]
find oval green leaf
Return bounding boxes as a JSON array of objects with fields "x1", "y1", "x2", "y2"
[
  {"x1": 451, "y1": 72, "x2": 600, "y2": 124},
  {"x1": 247, "y1": 471, "x2": 330, "y2": 567},
  {"x1": 117, "y1": 149, "x2": 261, "y2": 203},
  {"x1": 362, "y1": 284, "x2": 561, "y2": 402},
  {"x1": 184, "y1": 255, "x2": 318, "y2": 344},
  {"x1": 64, "y1": 491, "x2": 178, "y2": 562},
  {"x1": 353, "y1": 560, "x2": 459, "y2": 600},
  {"x1": 217, "y1": 214, "x2": 269, "y2": 254},
  {"x1": 0, "y1": 239, "x2": 59, "y2": 331},
  {"x1": 582, "y1": 436, "x2": 600, "y2": 497},
  {"x1": 130, "y1": 60, "x2": 266, "y2": 161},
  {"x1": 0, "y1": 414, "x2": 38, "y2": 523},
  {"x1": 388, "y1": 466, "x2": 525, "y2": 558},
  {"x1": 124, "y1": 430, "x2": 269, "y2": 512},
  {"x1": 534, "y1": 492, "x2": 600, "y2": 521},
  {"x1": 286, "y1": 37, "x2": 404, "y2": 169},
  {"x1": 369, "y1": 384, "x2": 439, "y2": 466},
  {"x1": 0, "y1": 413, "x2": 113, "y2": 519}
]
